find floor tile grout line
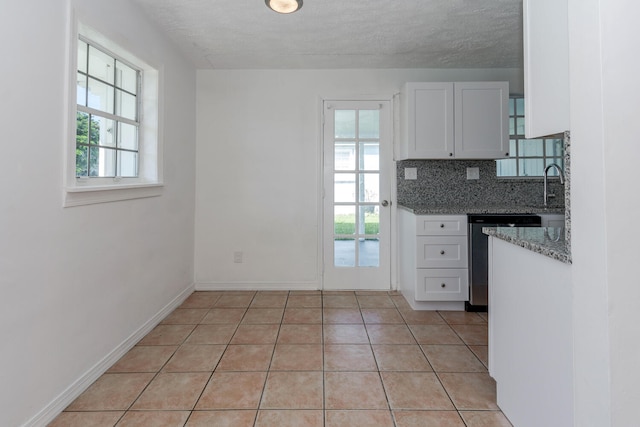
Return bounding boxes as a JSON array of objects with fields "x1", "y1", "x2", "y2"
[
  {"x1": 254, "y1": 292, "x2": 287, "y2": 419},
  {"x1": 54, "y1": 290, "x2": 500, "y2": 426}
]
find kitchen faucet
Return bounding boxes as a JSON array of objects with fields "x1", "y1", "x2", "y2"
[{"x1": 543, "y1": 164, "x2": 565, "y2": 206}]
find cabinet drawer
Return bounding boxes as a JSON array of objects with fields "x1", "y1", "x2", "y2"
[
  {"x1": 416, "y1": 215, "x2": 467, "y2": 236},
  {"x1": 415, "y1": 269, "x2": 469, "y2": 301},
  {"x1": 416, "y1": 236, "x2": 468, "y2": 268}
]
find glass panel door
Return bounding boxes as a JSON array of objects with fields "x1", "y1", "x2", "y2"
[{"x1": 323, "y1": 100, "x2": 391, "y2": 290}]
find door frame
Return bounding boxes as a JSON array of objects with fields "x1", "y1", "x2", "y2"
[{"x1": 317, "y1": 94, "x2": 398, "y2": 291}]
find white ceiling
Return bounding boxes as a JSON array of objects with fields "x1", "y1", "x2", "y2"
[{"x1": 131, "y1": 0, "x2": 523, "y2": 69}]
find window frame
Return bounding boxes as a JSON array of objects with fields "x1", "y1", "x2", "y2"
[
  {"x1": 64, "y1": 18, "x2": 163, "y2": 207},
  {"x1": 496, "y1": 95, "x2": 564, "y2": 179},
  {"x1": 76, "y1": 36, "x2": 142, "y2": 179}
]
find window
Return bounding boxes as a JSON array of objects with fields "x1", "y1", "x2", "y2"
[
  {"x1": 65, "y1": 22, "x2": 162, "y2": 207},
  {"x1": 496, "y1": 96, "x2": 564, "y2": 177},
  {"x1": 76, "y1": 38, "x2": 140, "y2": 178}
]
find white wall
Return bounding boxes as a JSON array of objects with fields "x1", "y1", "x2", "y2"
[
  {"x1": 0, "y1": 1, "x2": 196, "y2": 425},
  {"x1": 569, "y1": 0, "x2": 640, "y2": 425},
  {"x1": 194, "y1": 69, "x2": 522, "y2": 289}
]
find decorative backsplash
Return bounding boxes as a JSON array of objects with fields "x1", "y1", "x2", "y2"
[
  {"x1": 396, "y1": 159, "x2": 566, "y2": 208},
  {"x1": 397, "y1": 131, "x2": 572, "y2": 258}
]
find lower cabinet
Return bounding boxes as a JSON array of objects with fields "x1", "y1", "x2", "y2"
[
  {"x1": 488, "y1": 236, "x2": 573, "y2": 427},
  {"x1": 399, "y1": 210, "x2": 469, "y2": 310},
  {"x1": 415, "y1": 269, "x2": 468, "y2": 302}
]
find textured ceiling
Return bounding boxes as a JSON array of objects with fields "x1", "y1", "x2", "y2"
[{"x1": 131, "y1": 0, "x2": 523, "y2": 69}]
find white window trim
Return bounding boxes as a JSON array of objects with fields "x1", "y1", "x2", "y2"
[{"x1": 63, "y1": 15, "x2": 164, "y2": 207}]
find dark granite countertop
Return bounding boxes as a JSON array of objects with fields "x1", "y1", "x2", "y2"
[
  {"x1": 483, "y1": 226, "x2": 571, "y2": 264},
  {"x1": 398, "y1": 203, "x2": 565, "y2": 215}
]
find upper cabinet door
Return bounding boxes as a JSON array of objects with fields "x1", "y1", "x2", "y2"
[
  {"x1": 523, "y1": 0, "x2": 570, "y2": 138},
  {"x1": 454, "y1": 82, "x2": 509, "y2": 159},
  {"x1": 400, "y1": 82, "x2": 454, "y2": 159},
  {"x1": 399, "y1": 81, "x2": 509, "y2": 160}
]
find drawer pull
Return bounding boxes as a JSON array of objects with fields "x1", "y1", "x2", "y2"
[
  {"x1": 440, "y1": 250, "x2": 445, "y2": 255},
  {"x1": 441, "y1": 283, "x2": 446, "y2": 288},
  {"x1": 440, "y1": 223, "x2": 445, "y2": 228}
]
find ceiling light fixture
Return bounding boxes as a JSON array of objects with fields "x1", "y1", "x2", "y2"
[{"x1": 265, "y1": 0, "x2": 303, "y2": 14}]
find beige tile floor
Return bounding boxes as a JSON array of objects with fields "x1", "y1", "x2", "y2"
[{"x1": 49, "y1": 291, "x2": 512, "y2": 427}]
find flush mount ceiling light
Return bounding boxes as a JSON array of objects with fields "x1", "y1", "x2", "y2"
[{"x1": 265, "y1": 0, "x2": 303, "y2": 14}]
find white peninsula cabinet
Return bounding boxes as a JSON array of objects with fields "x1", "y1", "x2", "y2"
[
  {"x1": 398, "y1": 82, "x2": 509, "y2": 160},
  {"x1": 488, "y1": 236, "x2": 573, "y2": 427},
  {"x1": 523, "y1": 0, "x2": 570, "y2": 138},
  {"x1": 399, "y1": 209, "x2": 469, "y2": 310}
]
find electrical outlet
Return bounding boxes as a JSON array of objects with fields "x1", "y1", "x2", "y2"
[
  {"x1": 404, "y1": 167, "x2": 417, "y2": 180},
  {"x1": 466, "y1": 167, "x2": 480, "y2": 180},
  {"x1": 233, "y1": 251, "x2": 243, "y2": 263}
]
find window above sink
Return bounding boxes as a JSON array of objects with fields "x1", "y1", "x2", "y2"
[{"x1": 496, "y1": 96, "x2": 565, "y2": 178}]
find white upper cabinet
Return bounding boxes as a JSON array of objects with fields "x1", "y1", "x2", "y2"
[
  {"x1": 399, "y1": 82, "x2": 509, "y2": 160},
  {"x1": 523, "y1": 0, "x2": 570, "y2": 138},
  {"x1": 454, "y1": 82, "x2": 509, "y2": 159},
  {"x1": 400, "y1": 82, "x2": 454, "y2": 159}
]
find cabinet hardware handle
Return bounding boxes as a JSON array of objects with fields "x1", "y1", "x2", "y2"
[
  {"x1": 440, "y1": 250, "x2": 445, "y2": 255},
  {"x1": 441, "y1": 283, "x2": 446, "y2": 288},
  {"x1": 440, "y1": 224, "x2": 445, "y2": 228},
  {"x1": 449, "y1": 153, "x2": 453, "y2": 157}
]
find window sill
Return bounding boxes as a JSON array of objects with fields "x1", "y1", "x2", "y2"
[{"x1": 64, "y1": 182, "x2": 163, "y2": 207}]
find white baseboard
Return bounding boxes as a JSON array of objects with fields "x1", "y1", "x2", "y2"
[
  {"x1": 23, "y1": 284, "x2": 194, "y2": 427},
  {"x1": 195, "y1": 281, "x2": 320, "y2": 291}
]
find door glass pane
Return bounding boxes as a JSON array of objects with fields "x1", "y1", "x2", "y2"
[
  {"x1": 88, "y1": 45, "x2": 115, "y2": 84},
  {"x1": 335, "y1": 173, "x2": 355, "y2": 202},
  {"x1": 359, "y1": 173, "x2": 379, "y2": 203},
  {"x1": 335, "y1": 142, "x2": 355, "y2": 171},
  {"x1": 334, "y1": 205, "x2": 356, "y2": 235},
  {"x1": 334, "y1": 239, "x2": 355, "y2": 267},
  {"x1": 359, "y1": 110, "x2": 379, "y2": 138},
  {"x1": 361, "y1": 205, "x2": 379, "y2": 235},
  {"x1": 335, "y1": 110, "x2": 356, "y2": 139},
  {"x1": 358, "y1": 238, "x2": 379, "y2": 267},
  {"x1": 359, "y1": 142, "x2": 379, "y2": 171}
]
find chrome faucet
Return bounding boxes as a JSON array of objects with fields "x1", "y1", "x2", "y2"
[{"x1": 543, "y1": 164, "x2": 565, "y2": 206}]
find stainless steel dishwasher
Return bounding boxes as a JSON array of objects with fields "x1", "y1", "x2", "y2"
[{"x1": 466, "y1": 214, "x2": 542, "y2": 311}]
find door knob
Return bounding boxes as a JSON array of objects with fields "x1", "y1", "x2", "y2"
[{"x1": 381, "y1": 200, "x2": 389, "y2": 207}]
